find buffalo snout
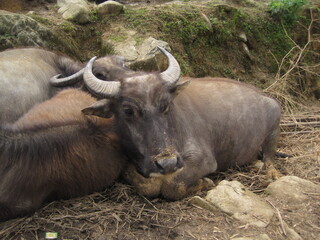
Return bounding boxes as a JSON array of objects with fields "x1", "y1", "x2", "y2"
[{"x1": 153, "y1": 147, "x2": 183, "y2": 175}]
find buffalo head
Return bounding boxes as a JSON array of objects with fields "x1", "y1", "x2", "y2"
[
  {"x1": 50, "y1": 55, "x2": 128, "y2": 87},
  {"x1": 82, "y1": 47, "x2": 189, "y2": 177}
]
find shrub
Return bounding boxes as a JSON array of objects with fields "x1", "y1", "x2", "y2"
[{"x1": 268, "y1": 0, "x2": 307, "y2": 23}]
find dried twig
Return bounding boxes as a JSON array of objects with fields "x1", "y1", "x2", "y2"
[
  {"x1": 266, "y1": 199, "x2": 286, "y2": 236},
  {"x1": 264, "y1": 9, "x2": 320, "y2": 113}
]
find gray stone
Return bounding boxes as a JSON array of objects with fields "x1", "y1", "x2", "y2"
[
  {"x1": 27, "y1": 11, "x2": 35, "y2": 15},
  {"x1": 189, "y1": 196, "x2": 220, "y2": 213},
  {"x1": 283, "y1": 222, "x2": 303, "y2": 240},
  {"x1": 232, "y1": 234, "x2": 271, "y2": 240},
  {"x1": 0, "y1": 10, "x2": 56, "y2": 50},
  {"x1": 57, "y1": 0, "x2": 90, "y2": 24},
  {"x1": 265, "y1": 176, "x2": 320, "y2": 204},
  {"x1": 96, "y1": 1, "x2": 124, "y2": 17},
  {"x1": 205, "y1": 180, "x2": 274, "y2": 227},
  {"x1": 128, "y1": 37, "x2": 169, "y2": 71},
  {"x1": 251, "y1": 160, "x2": 264, "y2": 170},
  {"x1": 242, "y1": 42, "x2": 252, "y2": 60},
  {"x1": 239, "y1": 32, "x2": 247, "y2": 42},
  {"x1": 106, "y1": 30, "x2": 170, "y2": 72}
]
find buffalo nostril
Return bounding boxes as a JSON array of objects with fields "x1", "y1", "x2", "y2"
[
  {"x1": 155, "y1": 158, "x2": 178, "y2": 173},
  {"x1": 136, "y1": 166, "x2": 151, "y2": 178}
]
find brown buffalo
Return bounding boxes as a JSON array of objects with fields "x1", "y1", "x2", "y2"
[
  {"x1": 0, "y1": 47, "x2": 129, "y2": 124},
  {"x1": 81, "y1": 47, "x2": 281, "y2": 200},
  {"x1": 0, "y1": 89, "x2": 127, "y2": 221}
]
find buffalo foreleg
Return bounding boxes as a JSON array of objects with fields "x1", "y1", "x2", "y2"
[
  {"x1": 123, "y1": 164, "x2": 163, "y2": 198},
  {"x1": 0, "y1": 202, "x2": 36, "y2": 221},
  {"x1": 160, "y1": 152, "x2": 217, "y2": 200}
]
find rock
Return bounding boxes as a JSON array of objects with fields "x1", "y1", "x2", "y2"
[
  {"x1": 128, "y1": 37, "x2": 169, "y2": 71},
  {"x1": 242, "y1": 42, "x2": 252, "y2": 60},
  {"x1": 200, "y1": 12, "x2": 213, "y2": 32},
  {"x1": 205, "y1": 180, "x2": 274, "y2": 227},
  {"x1": 239, "y1": 32, "x2": 247, "y2": 42},
  {"x1": 106, "y1": 30, "x2": 170, "y2": 71},
  {"x1": 113, "y1": 0, "x2": 171, "y2": 4},
  {"x1": 0, "y1": 10, "x2": 56, "y2": 50},
  {"x1": 251, "y1": 160, "x2": 264, "y2": 170},
  {"x1": 284, "y1": 222, "x2": 303, "y2": 240},
  {"x1": 96, "y1": 1, "x2": 124, "y2": 17},
  {"x1": 232, "y1": 234, "x2": 271, "y2": 240},
  {"x1": 57, "y1": 0, "x2": 90, "y2": 24},
  {"x1": 265, "y1": 176, "x2": 320, "y2": 204},
  {"x1": 189, "y1": 196, "x2": 220, "y2": 213}
]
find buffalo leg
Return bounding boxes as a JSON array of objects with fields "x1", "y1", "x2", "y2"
[
  {"x1": 0, "y1": 203, "x2": 34, "y2": 221},
  {"x1": 0, "y1": 203, "x2": 16, "y2": 221},
  {"x1": 125, "y1": 162, "x2": 215, "y2": 200},
  {"x1": 160, "y1": 152, "x2": 217, "y2": 200},
  {"x1": 160, "y1": 173, "x2": 214, "y2": 200},
  {"x1": 0, "y1": 191, "x2": 45, "y2": 221},
  {"x1": 262, "y1": 125, "x2": 281, "y2": 179},
  {"x1": 123, "y1": 164, "x2": 163, "y2": 198}
]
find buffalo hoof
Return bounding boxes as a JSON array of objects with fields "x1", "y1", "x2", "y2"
[{"x1": 265, "y1": 162, "x2": 282, "y2": 180}]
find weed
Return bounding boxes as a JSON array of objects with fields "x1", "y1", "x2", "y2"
[
  {"x1": 89, "y1": 9, "x2": 100, "y2": 22},
  {"x1": 108, "y1": 34, "x2": 127, "y2": 42},
  {"x1": 158, "y1": 8, "x2": 210, "y2": 45},
  {"x1": 29, "y1": 14, "x2": 52, "y2": 26},
  {"x1": 59, "y1": 21, "x2": 77, "y2": 33},
  {"x1": 123, "y1": 8, "x2": 150, "y2": 33},
  {"x1": 268, "y1": 0, "x2": 307, "y2": 23}
]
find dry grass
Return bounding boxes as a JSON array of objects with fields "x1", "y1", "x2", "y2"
[
  {"x1": 278, "y1": 107, "x2": 320, "y2": 181},
  {"x1": 264, "y1": 9, "x2": 320, "y2": 113}
]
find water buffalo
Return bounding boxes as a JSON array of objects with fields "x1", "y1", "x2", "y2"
[
  {"x1": 81, "y1": 47, "x2": 281, "y2": 200},
  {"x1": 0, "y1": 47, "x2": 129, "y2": 124},
  {"x1": 0, "y1": 89, "x2": 127, "y2": 221}
]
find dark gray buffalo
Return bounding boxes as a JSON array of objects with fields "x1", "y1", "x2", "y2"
[
  {"x1": 0, "y1": 88, "x2": 126, "y2": 221},
  {"x1": 81, "y1": 47, "x2": 281, "y2": 200},
  {"x1": 0, "y1": 47, "x2": 128, "y2": 124}
]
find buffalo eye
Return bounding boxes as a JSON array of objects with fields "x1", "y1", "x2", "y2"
[
  {"x1": 162, "y1": 105, "x2": 169, "y2": 114},
  {"x1": 95, "y1": 73, "x2": 107, "y2": 80},
  {"x1": 123, "y1": 107, "x2": 134, "y2": 117},
  {"x1": 159, "y1": 100, "x2": 170, "y2": 114}
]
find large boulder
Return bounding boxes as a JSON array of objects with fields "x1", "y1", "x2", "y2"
[
  {"x1": 265, "y1": 176, "x2": 320, "y2": 204},
  {"x1": 0, "y1": 10, "x2": 56, "y2": 50},
  {"x1": 57, "y1": 0, "x2": 90, "y2": 24},
  {"x1": 96, "y1": 1, "x2": 124, "y2": 17},
  {"x1": 105, "y1": 30, "x2": 170, "y2": 72},
  {"x1": 191, "y1": 180, "x2": 275, "y2": 228},
  {"x1": 232, "y1": 234, "x2": 271, "y2": 240}
]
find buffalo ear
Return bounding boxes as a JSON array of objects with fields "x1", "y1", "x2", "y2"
[
  {"x1": 170, "y1": 81, "x2": 190, "y2": 97},
  {"x1": 82, "y1": 99, "x2": 113, "y2": 118}
]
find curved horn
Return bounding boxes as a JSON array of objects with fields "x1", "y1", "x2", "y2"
[
  {"x1": 50, "y1": 68, "x2": 84, "y2": 87},
  {"x1": 83, "y1": 56, "x2": 120, "y2": 98},
  {"x1": 158, "y1": 46, "x2": 181, "y2": 85}
]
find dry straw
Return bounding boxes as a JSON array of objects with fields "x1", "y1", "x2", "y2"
[{"x1": 264, "y1": 9, "x2": 320, "y2": 113}]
